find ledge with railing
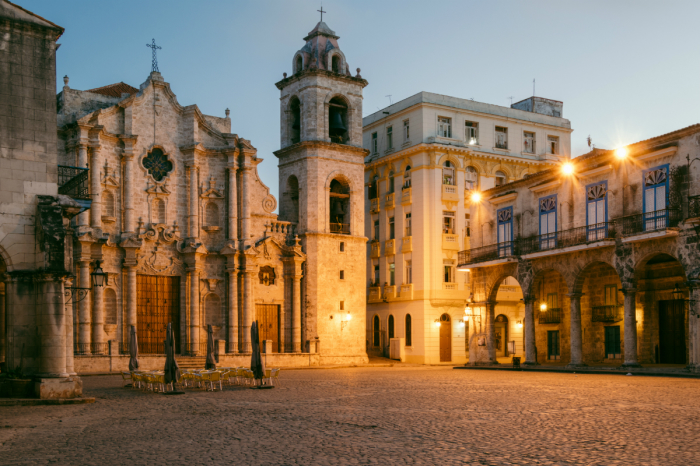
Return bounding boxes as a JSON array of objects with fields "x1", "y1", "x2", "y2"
[
  {"x1": 457, "y1": 241, "x2": 517, "y2": 267},
  {"x1": 539, "y1": 308, "x2": 562, "y2": 324},
  {"x1": 330, "y1": 223, "x2": 350, "y2": 235},
  {"x1": 620, "y1": 208, "x2": 681, "y2": 236},
  {"x1": 592, "y1": 305, "x2": 623, "y2": 322},
  {"x1": 518, "y1": 222, "x2": 616, "y2": 256},
  {"x1": 58, "y1": 165, "x2": 90, "y2": 200}
]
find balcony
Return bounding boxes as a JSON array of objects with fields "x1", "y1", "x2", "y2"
[
  {"x1": 401, "y1": 187, "x2": 412, "y2": 205},
  {"x1": 539, "y1": 308, "x2": 562, "y2": 324},
  {"x1": 58, "y1": 165, "x2": 91, "y2": 210},
  {"x1": 385, "y1": 192, "x2": 395, "y2": 209},
  {"x1": 442, "y1": 233, "x2": 460, "y2": 250},
  {"x1": 385, "y1": 239, "x2": 396, "y2": 255},
  {"x1": 401, "y1": 236, "x2": 412, "y2": 253},
  {"x1": 370, "y1": 241, "x2": 380, "y2": 258},
  {"x1": 592, "y1": 305, "x2": 623, "y2": 323},
  {"x1": 370, "y1": 197, "x2": 380, "y2": 213},
  {"x1": 443, "y1": 282, "x2": 457, "y2": 291},
  {"x1": 457, "y1": 241, "x2": 517, "y2": 268},
  {"x1": 400, "y1": 283, "x2": 413, "y2": 300},
  {"x1": 620, "y1": 209, "x2": 681, "y2": 241},
  {"x1": 369, "y1": 286, "x2": 381, "y2": 303},
  {"x1": 384, "y1": 285, "x2": 396, "y2": 299},
  {"x1": 330, "y1": 223, "x2": 350, "y2": 235},
  {"x1": 519, "y1": 222, "x2": 616, "y2": 258},
  {"x1": 442, "y1": 184, "x2": 459, "y2": 202}
]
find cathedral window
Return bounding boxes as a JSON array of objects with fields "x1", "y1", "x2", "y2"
[
  {"x1": 329, "y1": 96, "x2": 349, "y2": 144},
  {"x1": 205, "y1": 202, "x2": 219, "y2": 227},
  {"x1": 205, "y1": 294, "x2": 222, "y2": 327},
  {"x1": 142, "y1": 148, "x2": 173, "y2": 182},
  {"x1": 153, "y1": 198, "x2": 166, "y2": 224}
]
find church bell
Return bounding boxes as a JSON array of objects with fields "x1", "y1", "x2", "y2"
[
  {"x1": 332, "y1": 199, "x2": 345, "y2": 217},
  {"x1": 329, "y1": 108, "x2": 347, "y2": 136}
]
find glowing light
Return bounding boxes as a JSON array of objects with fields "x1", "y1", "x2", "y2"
[
  {"x1": 459, "y1": 320, "x2": 466, "y2": 328},
  {"x1": 540, "y1": 303, "x2": 547, "y2": 311},
  {"x1": 465, "y1": 305, "x2": 472, "y2": 315},
  {"x1": 346, "y1": 313, "x2": 352, "y2": 321},
  {"x1": 516, "y1": 320, "x2": 523, "y2": 328},
  {"x1": 561, "y1": 162, "x2": 574, "y2": 176},
  {"x1": 458, "y1": 268, "x2": 471, "y2": 273},
  {"x1": 615, "y1": 147, "x2": 628, "y2": 160},
  {"x1": 435, "y1": 321, "x2": 441, "y2": 328},
  {"x1": 470, "y1": 191, "x2": 482, "y2": 203}
]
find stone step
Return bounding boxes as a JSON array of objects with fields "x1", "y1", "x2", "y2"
[{"x1": 176, "y1": 357, "x2": 207, "y2": 369}]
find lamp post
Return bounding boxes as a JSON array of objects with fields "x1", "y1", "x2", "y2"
[{"x1": 65, "y1": 260, "x2": 105, "y2": 304}]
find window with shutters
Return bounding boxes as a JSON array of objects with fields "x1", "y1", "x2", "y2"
[
  {"x1": 405, "y1": 260, "x2": 412, "y2": 284},
  {"x1": 523, "y1": 131, "x2": 536, "y2": 153},
  {"x1": 586, "y1": 181, "x2": 608, "y2": 240},
  {"x1": 495, "y1": 126, "x2": 508, "y2": 149},
  {"x1": 465, "y1": 213, "x2": 471, "y2": 237},
  {"x1": 386, "y1": 126, "x2": 393, "y2": 150},
  {"x1": 388, "y1": 170, "x2": 395, "y2": 193},
  {"x1": 389, "y1": 261, "x2": 395, "y2": 286},
  {"x1": 443, "y1": 211, "x2": 455, "y2": 234},
  {"x1": 465, "y1": 166, "x2": 478, "y2": 191},
  {"x1": 403, "y1": 165, "x2": 412, "y2": 189},
  {"x1": 373, "y1": 263, "x2": 380, "y2": 286},
  {"x1": 389, "y1": 216, "x2": 395, "y2": 240},
  {"x1": 604, "y1": 285, "x2": 618, "y2": 306},
  {"x1": 403, "y1": 119, "x2": 410, "y2": 142},
  {"x1": 643, "y1": 164, "x2": 669, "y2": 230},
  {"x1": 497, "y1": 207, "x2": 513, "y2": 257},
  {"x1": 465, "y1": 121, "x2": 478, "y2": 145},
  {"x1": 547, "y1": 330, "x2": 560, "y2": 360},
  {"x1": 442, "y1": 161, "x2": 455, "y2": 186},
  {"x1": 539, "y1": 194, "x2": 557, "y2": 249},
  {"x1": 371, "y1": 132, "x2": 378, "y2": 154},
  {"x1": 405, "y1": 212, "x2": 412, "y2": 237},
  {"x1": 374, "y1": 219, "x2": 380, "y2": 240},
  {"x1": 547, "y1": 293, "x2": 559, "y2": 309},
  {"x1": 437, "y1": 117, "x2": 452, "y2": 138},
  {"x1": 443, "y1": 262, "x2": 454, "y2": 283},
  {"x1": 547, "y1": 135, "x2": 559, "y2": 155}
]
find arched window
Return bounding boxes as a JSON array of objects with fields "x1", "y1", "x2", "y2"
[
  {"x1": 373, "y1": 315, "x2": 380, "y2": 347},
  {"x1": 495, "y1": 170, "x2": 507, "y2": 187},
  {"x1": 443, "y1": 161, "x2": 455, "y2": 186},
  {"x1": 332, "y1": 54, "x2": 341, "y2": 73},
  {"x1": 205, "y1": 294, "x2": 222, "y2": 327},
  {"x1": 290, "y1": 97, "x2": 301, "y2": 144},
  {"x1": 153, "y1": 198, "x2": 166, "y2": 224},
  {"x1": 105, "y1": 288, "x2": 117, "y2": 325},
  {"x1": 388, "y1": 315, "x2": 395, "y2": 339},
  {"x1": 330, "y1": 178, "x2": 350, "y2": 234},
  {"x1": 405, "y1": 314, "x2": 412, "y2": 346},
  {"x1": 206, "y1": 202, "x2": 219, "y2": 227},
  {"x1": 295, "y1": 55, "x2": 303, "y2": 74},
  {"x1": 465, "y1": 166, "x2": 478, "y2": 191},
  {"x1": 328, "y1": 96, "x2": 348, "y2": 144},
  {"x1": 287, "y1": 175, "x2": 299, "y2": 223},
  {"x1": 388, "y1": 170, "x2": 395, "y2": 194},
  {"x1": 403, "y1": 165, "x2": 412, "y2": 189},
  {"x1": 103, "y1": 191, "x2": 115, "y2": 217}
]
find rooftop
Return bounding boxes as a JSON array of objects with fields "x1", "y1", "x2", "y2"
[{"x1": 86, "y1": 82, "x2": 139, "y2": 98}]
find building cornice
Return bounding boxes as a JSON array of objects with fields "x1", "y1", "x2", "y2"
[
  {"x1": 274, "y1": 140, "x2": 369, "y2": 159},
  {"x1": 275, "y1": 69, "x2": 368, "y2": 90}
]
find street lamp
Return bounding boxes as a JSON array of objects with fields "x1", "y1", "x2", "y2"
[
  {"x1": 91, "y1": 260, "x2": 106, "y2": 287},
  {"x1": 65, "y1": 260, "x2": 105, "y2": 304}
]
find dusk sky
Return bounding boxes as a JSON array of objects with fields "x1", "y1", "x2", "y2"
[{"x1": 25, "y1": 0, "x2": 700, "y2": 202}]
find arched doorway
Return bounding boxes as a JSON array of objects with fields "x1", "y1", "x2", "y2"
[
  {"x1": 483, "y1": 275, "x2": 524, "y2": 363},
  {"x1": 532, "y1": 269, "x2": 568, "y2": 364},
  {"x1": 439, "y1": 313, "x2": 451, "y2": 362},
  {"x1": 495, "y1": 314, "x2": 508, "y2": 357}
]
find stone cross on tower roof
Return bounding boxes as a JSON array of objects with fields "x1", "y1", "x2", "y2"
[
  {"x1": 146, "y1": 38, "x2": 162, "y2": 73},
  {"x1": 317, "y1": 5, "x2": 326, "y2": 22}
]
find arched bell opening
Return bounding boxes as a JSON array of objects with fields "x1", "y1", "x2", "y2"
[
  {"x1": 329, "y1": 178, "x2": 350, "y2": 235},
  {"x1": 290, "y1": 97, "x2": 301, "y2": 144},
  {"x1": 328, "y1": 96, "x2": 349, "y2": 144},
  {"x1": 295, "y1": 55, "x2": 303, "y2": 74},
  {"x1": 332, "y1": 55, "x2": 341, "y2": 73}
]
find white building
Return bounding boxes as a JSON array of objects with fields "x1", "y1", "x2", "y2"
[{"x1": 363, "y1": 92, "x2": 572, "y2": 364}]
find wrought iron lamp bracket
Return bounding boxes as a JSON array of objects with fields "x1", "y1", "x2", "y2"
[{"x1": 65, "y1": 286, "x2": 91, "y2": 305}]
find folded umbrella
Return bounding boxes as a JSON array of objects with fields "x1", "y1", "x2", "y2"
[
  {"x1": 128, "y1": 325, "x2": 139, "y2": 371},
  {"x1": 205, "y1": 324, "x2": 217, "y2": 370}
]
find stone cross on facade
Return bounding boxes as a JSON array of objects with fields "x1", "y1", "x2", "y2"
[{"x1": 146, "y1": 38, "x2": 162, "y2": 73}]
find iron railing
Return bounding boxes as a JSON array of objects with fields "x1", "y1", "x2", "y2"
[
  {"x1": 518, "y1": 222, "x2": 616, "y2": 255},
  {"x1": 688, "y1": 195, "x2": 700, "y2": 219},
  {"x1": 330, "y1": 223, "x2": 350, "y2": 235},
  {"x1": 457, "y1": 241, "x2": 516, "y2": 266},
  {"x1": 74, "y1": 342, "x2": 108, "y2": 355},
  {"x1": 57, "y1": 165, "x2": 90, "y2": 200},
  {"x1": 183, "y1": 342, "x2": 209, "y2": 356},
  {"x1": 592, "y1": 305, "x2": 623, "y2": 322},
  {"x1": 620, "y1": 208, "x2": 681, "y2": 236},
  {"x1": 538, "y1": 308, "x2": 562, "y2": 324}
]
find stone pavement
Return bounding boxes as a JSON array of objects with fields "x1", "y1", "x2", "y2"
[{"x1": 0, "y1": 367, "x2": 699, "y2": 465}]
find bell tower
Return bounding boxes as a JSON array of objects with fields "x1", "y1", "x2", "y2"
[{"x1": 275, "y1": 20, "x2": 369, "y2": 364}]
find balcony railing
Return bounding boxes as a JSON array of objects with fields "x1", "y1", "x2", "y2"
[
  {"x1": 620, "y1": 208, "x2": 681, "y2": 236},
  {"x1": 592, "y1": 305, "x2": 623, "y2": 323},
  {"x1": 58, "y1": 165, "x2": 90, "y2": 200},
  {"x1": 688, "y1": 195, "x2": 700, "y2": 219},
  {"x1": 539, "y1": 308, "x2": 562, "y2": 324},
  {"x1": 370, "y1": 198, "x2": 380, "y2": 213},
  {"x1": 330, "y1": 223, "x2": 350, "y2": 235},
  {"x1": 457, "y1": 241, "x2": 516, "y2": 266},
  {"x1": 519, "y1": 222, "x2": 616, "y2": 255}
]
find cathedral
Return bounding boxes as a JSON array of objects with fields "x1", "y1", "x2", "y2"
[{"x1": 48, "y1": 19, "x2": 369, "y2": 371}]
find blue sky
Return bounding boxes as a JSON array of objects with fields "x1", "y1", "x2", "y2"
[{"x1": 24, "y1": 0, "x2": 700, "y2": 202}]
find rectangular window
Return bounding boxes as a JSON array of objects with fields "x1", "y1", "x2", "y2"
[
  {"x1": 523, "y1": 131, "x2": 536, "y2": 153},
  {"x1": 389, "y1": 262, "x2": 395, "y2": 286},
  {"x1": 403, "y1": 119, "x2": 410, "y2": 142},
  {"x1": 539, "y1": 194, "x2": 557, "y2": 250},
  {"x1": 438, "y1": 117, "x2": 452, "y2": 138},
  {"x1": 547, "y1": 136, "x2": 559, "y2": 155},
  {"x1": 604, "y1": 285, "x2": 617, "y2": 306},
  {"x1": 586, "y1": 181, "x2": 608, "y2": 241},
  {"x1": 547, "y1": 330, "x2": 560, "y2": 360},
  {"x1": 373, "y1": 264, "x2": 380, "y2": 285},
  {"x1": 465, "y1": 213, "x2": 470, "y2": 237},
  {"x1": 405, "y1": 213, "x2": 412, "y2": 237},
  {"x1": 340, "y1": 300, "x2": 344, "y2": 310},
  {"x1": 405, "y1": 260, "x2": 412, "y2": 284},
  {"x1": 374, "y1": 220, "x2": 380, "y2": 240},
  {"x1": 371, "y1": 132, "x2": 378, "y2": 154},
  {"x1": 605, "y1": 326, "x2": 621, "y2": 359},
  {"x1": 389, "y1": 216, "x2": 395, "y2": 240},
  {"x1": 443, "y1": 265, "x2": 454, "y2": 283},
  {"x1": 547, "y1": 293, "x2": 559, "y2": 309},
  {"x1": 497, "y1": 206, "x2": 513, "y2": 257},
  {"x1": 495, "y1": 126, "x2": 508, "y2": 149},
  {"x1": 465, "y1": 121, "x2": 478, "y2": 145},
  {"x1": 465, "y1": 167, "x2": 478, "y2": 191},
  {"x1": 339, "y1": 241, "x2": 345, "y2": 252},
  {"x1": 386, "y1": 126, "x2": 393, "y2": 150},
  {"x1": 339, "y1": 270, "x2": 345, "y2": 280},
  {"x1": 443, "y1": 211, "x2": 455, "y2": 234}
]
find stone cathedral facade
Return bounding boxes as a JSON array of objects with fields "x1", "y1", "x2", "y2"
[{"x1": 52, "y1": 20, "x2": 368, "y2": 370}]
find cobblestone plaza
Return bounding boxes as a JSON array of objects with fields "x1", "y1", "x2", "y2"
[{"x1": 1, "y1": 367, "x2": 699, "y2": 465}]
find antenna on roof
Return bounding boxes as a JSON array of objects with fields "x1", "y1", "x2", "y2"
[
  {"x1": 533, "y1": 79, "x2": 535, "y2": 97},
  {"x1": 508, "y1": 96, "x2": 514, "y2": 106},
  {"x1": 386, "y1": 95, "x2": 392, "y2": 105}
]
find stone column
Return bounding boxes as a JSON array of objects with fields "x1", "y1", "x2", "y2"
[
  {"x1": 122, "y1": 152, "x2": 134, "y2": 234},
  {"x1": 125, "y1": 266, "x2": 137, "y2": 330},
  {"x1": 523, "y1": 296, "x2": 538, "y2": 365},
  {"x1": 77, "y1": 144, "x2": 89, "y2": 228},
  {"x1": 622, "y1": 288, "x2": 641, "y2": 367},
  {"x1": 90, "y1": 145, "x2": 102, "y2": 229},
  {"x1": 78, "y1": 261, "x2": 91, "y2": 351},
  {"x1": 188, "y1": 165, "x2": 199, "y2": 238},
  {"x1": 0, "y1": 283, "x2": 5, "y2": 367},
  {"x1": 37, "y1": 274, "x2": 67, "y2": 377},
  {"x1": 188, "y1": 267, "x2": 200, "y2": 354},
  {"x1": 240, "y1": 167, "x2": 250, "y2": 246},
  {"x1": 242, "y1": 267, "x2": 254, "y2": 353},
  {"x1": 228, "y1": 165, "x2": 238, "y2": 241},
  {"x1": 227, "y1": 268, "x2": 238, "y2": 353},
  {"x1": 568, "y1": 293, "x2": 585, "y2": 367},
  {"x1": 292, "y1": 273, "x2": 302, "y2": 353},
  {"x1": 689, "y1": 282, "x2": 700, "y2": 368},
  {"x1": 485, "y1": 302, "x2": 497, "y2": 364},
  {"x1": 91, "y1": 264, "x2": 104, "y2": 355},
  {"x1": 64, "y1": 277, "x2": 75, "y2": 375}
]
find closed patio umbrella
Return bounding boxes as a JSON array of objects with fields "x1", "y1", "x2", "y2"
[
  {"x1": 250, "y1": 320, "x2": 266, "y2": 386},
  {"x1": 205, "y1": 324, "x2": 216, "y2": 370},
  {"x1": 128, "y1": 325, "x2": 139, "y2": 371},
  {"x1": 164, "y1": 322, "x2": 180, "y2": 386}
]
